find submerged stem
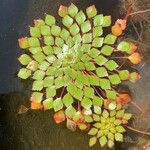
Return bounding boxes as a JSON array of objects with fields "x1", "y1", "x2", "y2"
[
  {"x1": 125, "y1": 125, "x2": 150, "y2": 135},
  {"x1": 130, "y1": 101, "x2": 144, "y2": 113}
]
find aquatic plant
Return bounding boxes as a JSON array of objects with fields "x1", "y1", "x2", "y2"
[{"x1": 17, "y1": 3, "x2": 142, "y2": 148}]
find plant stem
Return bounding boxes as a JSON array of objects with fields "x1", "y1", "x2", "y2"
[
  {"x1": 129, "y1": 9, "x2": 150, "y2": 16},
  {"x1": 130, "y1": 101, "x2": 144, "y2": 113},
  {"x1": 125, "y1": 125, "x2": 150, "y2": 135},
  {"x1": 60, "y1": 87, "x2": 66, "y2": 98},
  {"x1": 124, "y1": 4, "x2": 133, "y2": 20}
]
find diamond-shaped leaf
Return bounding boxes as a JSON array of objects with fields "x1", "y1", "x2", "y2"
[
  {"x1": 17, "y1": 68, "x2": 31, "y2": 79},
  {"x1": 40, "y1": 25, "x2": 51, "y2": 35},
  {"x1": 89, "y1": 137, "x2": 97, "y2": 147},
  {"x1": 28, "y1": 47, "x2": 42, "y2": 54},
  {"x1": 69, "y1": 23, "x2": 79, "y2": 36},
  {"x1": 33, "y1": 52, "x2": 46, "y2": 62},
  {"x1": 82, "y1": 33, "x2": 92, "y2": 43},
  {"x1": 84, "y1": 115, "x2": 93, "y2": 123},
  {"x1": 94, "y1": 106, "x2": 102, "y2": 114},
  {"x1": 31, "y1": 92, "x2": 43, "y2": 102},
  {"x1": 28, "y1": 37, "x2": 40, "y2": 47},
  {"x1": 43, "y1": 76, "x2": 54, "y2": 87},
  {"x1": 65, "y1": 105, "x2": 76, "y2": 118},
  {"x1": 93, "y1": 14, "x2": 103, "y2": 26},
  {"x1": 108, "y1": 140, "x2": 114, "y2": 148},
  {"x1": 99, "y1": 79, "x2": 111, "y2": 90},
  {"x1": 86, "y1": 5, "x2": 97, "y2": 18},
  {"x1": 73, "y1": 34, "x2": 82, "y2": 43},
  {"x1": 45, "y1": 14, "x2": 56, "y2": 26},
  {"x1": 63, "y1": 93, "x2": 73, "y2": 107},
  {"x1": 105, "y1": 60, "x2": 118, "y2": 71},
  {"x1": 32, "y1": 70, "x2": 45, "y2": 80},
  {"x1": 93, "y1": 26, "x2": 103, "y2": 37},
  {"x1": 104, "y1": 34, "x2": 117, "y2": 44},
  {"x1": 92, "y1": 37, "x2": 104, "y2": 47},
  {"x1": 62, "y1": 15, "x2": 73, "y2": 28},
  {"x1": 84, "y1": 87, "x2": 95, "y2": 98},
  {"x1": 81, "y1": 20, "x2": 91, "y2": 33},
  {"x1": 60, "y1": 28, "x2": 70, "y2": 40},
  {"x1": 32, "y1": 80, "x2": 44, "y2": 91},
  {"x1": 68, "y1": 3, "x2": 78, "y2": 17},
  {"x1": 73, "y1": 111, "x2": 83, "y2": 122},
  {"x1": 102, "y1": 109, "x2": 109, "y2": 118},
  {"x1": 38, "y1": 61, "x2": 49, "y2": 71},
  {"x1": 117, "y1": 41, "x2": 131, "y2": 53},
  {"x1": 44, "y1": 36, "x2": 54, "y2": 46},
  {"x1": 58, "y1": 5, "x2": 68, "y2": 17},
  {"x1": 53, "y1": 98, "x2": 63, "y2": 112},
  {"x1": 99, "y1": 136, "x2": 107, "y2": 147},
  {"x1": 116, "y1": 109, "x2": 125, "y2": 118},
  {"x1": 55, "y1": 37, "x2": 64, "y2": 47},
  {"x1": 108, "y1": 74, "x2": 121, "y2": 85},
  {"x1": 93, "y1": 96, "x2": 103, "y2": 106},
  {"x1": 46, "y1": 86, "x2": 56, "y2": 98},
  {"x1": 43, "y1": 98, "x2": 53, "y2": 110},
  {"x1": 115, "y1": 133, "x2": 123, "y2": 142},
  {"x1": 81, "y1": 97, "x2": 92, "y2": 109},
  {"x1": 88, "y1": 48, "x2": 100, "y2": 58},
  {"x1": 51, "y1": 25, "x2": 61, "y2": 36},
  {"x1": 73, "y1": 88, "x2": 83, "y2": 100},
  {"x1": 102, "y1": 16, "x2": 111, "y2": 27},
  {"x1": 18, "y1": 54, "x2": 32, "y2": 65},
  {"x1": 18, "y1": 37, "x2": 29, "y2": 49},
  {"x1": 119, "y1": 70, "x2": 130, "y2": 80},
  {"x1": 123, "y1": 113, "x2": 132, "y2": 120},
  {"x1": 95, "y1": 55, "x2": 108, "y2": 66},
  {"x1": 106, "y1": 90, "x2": 117, "y2": 100},
  {"x1": 101, "y1": 45, "x2": 114, "y2": 56},
  {"x1": 42, "y1": 45, "x2": 53, "y2": 55},
  {"x1": 116, "y1": 126, "x2": 126, "y2": 133},
  {"x1": 75, "y1": 10, "x2": 86, "y2": 25},
  {"x1": 96, "y1": 67, "x2": 108, "y2": 77},
  {"x1": 30, "y1": 27, "x2": 41, "y2": 37},
  {"x1": 85, "y1": 62, "x2": 96, "y2": 71},
  {"x1": 88, "y1": 128, "x2": 98, "y2": 135},
  {"x1": 67, "y1": 83, "x2": 78, "y2": 95}
]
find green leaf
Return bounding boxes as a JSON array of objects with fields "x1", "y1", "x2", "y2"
[
  {"x1": 28, "y1": 47, "x2": 42, "y2": 54},
  {"x1": 117, "y1": 41, "x2": 131, "y2": 54},
  {"x1": 55, "y1": 37, "x2": 64, "y2": 47},
  {"x1": 114, "y1": 119, "x2": 122, "y2": 125},
  {"x1": 45, "y1": 14, "x2": 56, "y2": 26},
  {"x1": 81, "y1": 97, "x2": 92, "y2": 109},
  {"x1": 42, "y1": 46, "x2": 53, "y2": 55},
  {"x1": 46, "y1": 67, "x2": 56, "y2": 75},
  {"x1": 93, "y1": 26, "x2": 103, "y2": 37},
  {"x1": 97, "y1": 130, "x2": 104, "y2": 138},
  {"x1": 46, "y1": 55, "x2": 56, "y2": 63},
  {"x1": 88, "y1": 48, "x2": 100, "y2": 58},
  {"x1": 46, "y1": 86, "x2": 56, "y2": 98},
  {"x1": 116, "y1": 126, "x2": 126, "y2": 133},
  {"x1": 89, "y1": 137, "x2": 97, "y2": 147},
  {"x1": 96, "y1": 67, "x2": 108, "y2": 77},
  {"x1": 28, "y1": 37, "x2": 40, "y2": 47},
  {"x1": 93, "y1": 14, "x2": 103, "y2": 26},
  {"x1": 81, "y1": 44, "x2": 91, "y2": 52},
  {"x1": 75, "y1": 10, "x2": 86, "y2": 25},
  {"x1": 93, "y1": 96, "x2": 103, "y2": 106},
  {"x1": 89, "y1": 75, "x2": 99, "y2": 86},
  {"x1": 108, "y1": 101, "x2": 117, "y2": 110},
  {"x1": 63, "y1": 93, "x2": 73, "y2": 107},
  {"x1": 88, "y1": 128, "x2": 98, "y2": 135},
  {"x1": 94, "y1": 106, "x2": 102, "y2": 114},
  {"x1": 43, "y1": 76, "x2": 54, "y2": 87},
  {"x1": 104, "y1": 60, "x2": 118, "y2": 71},
  {"x1": 107, "y1": 132, "x2": 114, "y2": 140},
  {"x1": 99, "y1": 136, "x2": 107, "y2": 147},
  {"x1": 93, "y1": 114, "x2": 100, "y2": 121},
  {"x1": 104, "y1": 34, "x2": 117, "y2": 44},
  {"x1": 115, "y1": 133, "x2": 123, "y2": 142},
  {"x1": 82, "y1": 33, "x2": 92, "y2": 43},
  {"x1": 68, "y1": 3, "x2": 78, "y2": 17},
  {"x1": 17, "y1": 68, "x2": 31, "y2": 79},
  {"x1": 95, "y1": 55, "x2": 108, "y2": 66},
  {"x1": 108, "y1": 74, "x2": 121, "y2": 85},
  {"x1": 119, "y1": 70, "x2": 130, "y2": 80},
  {"x1": 51, "y1": 25, "x2": 61, "y2": 36},
  {"x1": 62, "y1": 15, "x2": 73, "y2": 28},
  {"x1": 69, "y1": 23, "x2": 79, "y2": 36},
  {"x1": 102, "y1": 109, "x2": 109, "y2": 118},
  {"x1": 53, "y1": 98, "x2": 63, "y2": 112},
  {"x1": 40, "y1": 25, "x2": 51, "y2": 35},
  {"x1": 30, "y1": 27, "x2": 41, "y2": 37},
  {"x1": 60, "y1": 28, "x2": 70, "y2": 41},
  {"x1": 33, "y1": 52, "x2": 46, "y2": 62},
  {"x1": 106, "y1": 90, "x2": 117, "y2": 100},
  {"x1": 65, "y1": 105, "x2": 76, "y2": 118},
  {"x1": 110, "y1": 110, "x2": 116, "y2": 117},
  {"x1": 73, "y1": 34, "x2": 82, "y2": 43},
  {"x1": 116, "y1": 110, "x2": 125, "y2": 118},
  {"x1": 26, "y1": 60, "x2": 38, "y2": 71},
  {"x1": 32, "y1": 70, "x2": 45, "y2": 80},
  {"x1": 31, "y1": 92, "x2": 43, "y2": 102},
  {"x1": 43, "y1": 98, "x2": 53, "y2": 110},
  {"x1": 66, "y1": 36, "x2": 74, "y2": 48},
  {"x1": 55, "y1": 76, "x2": 64, "y2": 89},
  {"x1": 86, "y1": 5, "x2": 97, "y2": 18},
  {"x1": 101, "y1": 45, "x2": 114, "y2": 56},
  {"x1": 32, "y1": 80, "x2": 43, "y2": 91},
  {"x1": 73, "y1": 112, "x2": 83, "y2": 122},
  {"x1": 93, "y1": 122, "x2": 101, "y2": 128},
  {"x1": 67, "y1": 83, "x2": 78, "y2": 95},
  {"x1": 92, "y1": 37, "x2": 104, "y2": 47},
  {"x1": 38, "y1": 61, "x2": 49, "y2": 71},
  {"x1": 99, "y1": 79, "x2": 111, "y2": 90},
  {"x1": 84, "y1": 115, "x2": 93, "y2": 123},
  {"x1": 85, "y1": 62, "x2": 96, "y2": 71},
  {"x1": 44, "y1": 36, "x2": 54, "y2": 46},
  {"x1": 73, "y1": 88, "x2": 83, "y2": 100},
  {"x1": 123, "y1": 113, "x2": 132, "y2": 120},
  {"x1": 53, "y1": 47, "x2": 62, "y2": 55},
  {"x1": 81, "y1": 20, "x2": 91, "y2": 33},
  {"x1": 84, "y1": 87, "x2": 95, "y2": 98},
  {"x1": 18, "y1": 54, "x2": 32, "y2": 65},
  {"x1": 102, "y1": 16, "x2": 111, "y2": 27},
  {"x1": 78, "y1": 123, "x2": 87, "y2": 130}
]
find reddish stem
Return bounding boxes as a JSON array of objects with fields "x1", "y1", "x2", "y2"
[
  {"x1": 124, "y1": 4, "x2": 133, "y2": 20},
  {"x1": 125, "y1": 125, "x2": 150, "y2": 135}
]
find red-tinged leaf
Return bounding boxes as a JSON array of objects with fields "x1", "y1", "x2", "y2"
[
  {"x1": 58, "y1": 5, "x2": 68, "y2": 17},
  {"x1": 111, "y1": 24, "x2": 122, "y2": 36},
  {"x1": 34, "y1": 19, "x2": 45, "y2": 27},
  {"x1": 128, "y1": 52, "x2": 141, "y2": 64},
  {"x1": 116, "y1": 93, "x2": 131, "y2": 104},
  {"x1": 31, "y1": 101, "x2": 43, "y2": 110},
  {"x1": 129, "y1": 42, "x2": 137, "y2": 53},
  {"x1": 18, "y1": 37, "x2": 29, "y2": 49},
  {"x1": 53, "y1": 110, "x2": 66, "y2": 124},
  {"x1": 129, "y1": 72, "x2": 141, "y2": 83},
  {"x1": 86, "y1": 5, "x2": 97, "y2": 18},
  {"x1": 122, "y1": 119, "x2": 128, "y2": 124},
  {"x1": 116, "y1": 19, "x2": 127, "y2": 30}
]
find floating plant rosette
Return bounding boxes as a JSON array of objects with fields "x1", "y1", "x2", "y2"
[{"x1": 17, "y1": 3, "x2": 142, "y2": 148}]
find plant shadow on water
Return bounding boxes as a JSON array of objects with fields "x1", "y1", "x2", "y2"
[{"x1": 0, "y1": 0, "x2": 150, "y2": 150}]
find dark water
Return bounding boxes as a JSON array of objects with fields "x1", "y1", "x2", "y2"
[{"x1": 0, "y1": 0, "x2": 150, "y2": 150}]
